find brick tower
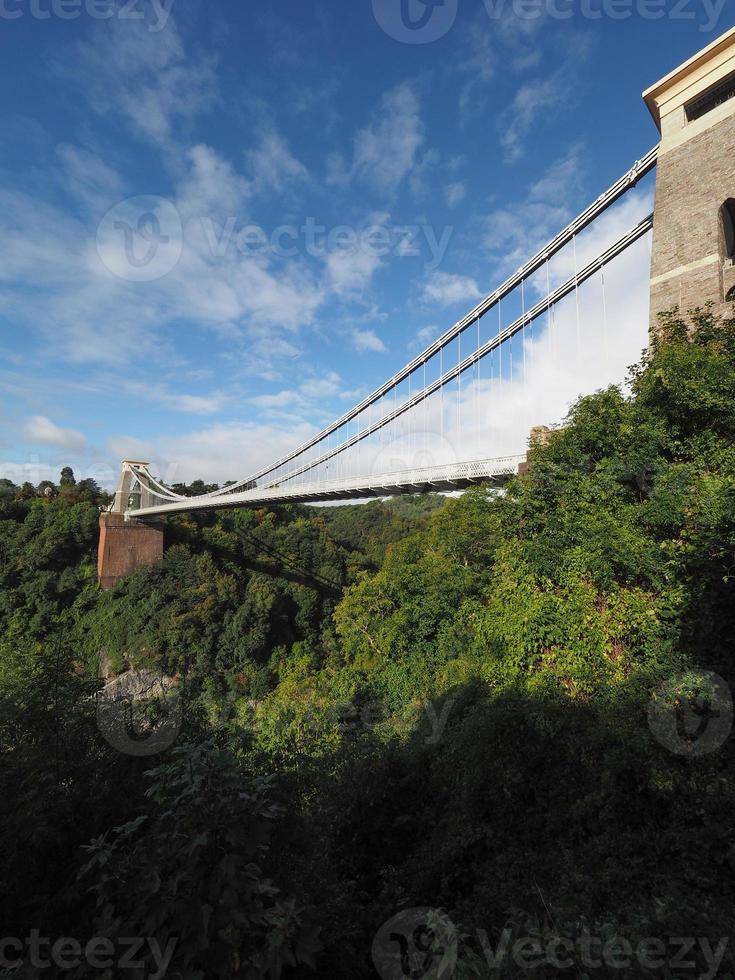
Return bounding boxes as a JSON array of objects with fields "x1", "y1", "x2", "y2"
[
  {"x1": 97, "y1": 461, "x2": 164, "y2": 590},
  {"x1": 645, "y1": 27, "x2": 735, "y2": 328}
]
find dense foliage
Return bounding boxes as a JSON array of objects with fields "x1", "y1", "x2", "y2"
[{"x1": 1, "y1": 309, "x2": 734, "y2": 977}]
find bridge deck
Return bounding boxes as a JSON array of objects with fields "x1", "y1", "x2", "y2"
[{"x1": 126, "y1": 456, "x2": 526, "y2": 519}]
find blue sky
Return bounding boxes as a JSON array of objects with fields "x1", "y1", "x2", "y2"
[{"x1": 0, "y1": 0, "x2": 731, "y2": 487}]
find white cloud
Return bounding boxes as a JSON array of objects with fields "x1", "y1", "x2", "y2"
[
  {"x1": 172, "y1": 214, "x2": 326, "y2": 333},
  {"x1": 326, "y1": 242, "x2": 382, "y2": 298},
  {"x1": 301, "y1": 371, "x2": 344, "y2": 399},
  {"x1": 123, "y1": 382, "x2": 225, "y2": 415},
  {"x1": 249, "y1": 390, "x2": 300, "y2": 409},
  {"x1": 66, "y1": 12, "x2": 218, "y2": 147},
  {"x1": 247, "y1": 371, "x2": 351, "y2": 417},
  {"x1": 0, "y1": 138, "x2": 327, "y2": 374},
  {"x1": 439, "y1": 233, "x2": 653, "y2": 463},
  {"x1": 101, "y1": 224, "x2": 653, "y2": 493},
  {"x1": 325, "y1": 151, "x2": 350, "y2": 189},
  {"x1": 337, "y1": 82, "x2": 425, "y2": 196},
  {"x1": 57, "y1": 144, "x2": 125, "y2": 212},
  {"x1": 528, "y1": 149, "x2": 581, "y2": 202},
  {"x1": 540, "y1": 187, "x2": 655, "y2": 298},
  {"x1": 352, "y1": 329, "x2": 387, "y2": 353},
  {"x1": 408, "y1": 149, "x2": 440, "y2": 200},
  {"x1": 463, "y1": 14, "x2": 496, "y2": 78},
  {"x1": 0, "y1": 458, "x2": 119, "y2": 490},
  {"x1": 496, "y1": 35, "x2": 591, "y2": 163},
  {"x1": 445, "y1": 182, "x2": 466, "y2": 208},
  {"x1": 313, "y1": 231, "x2": 652, "y2": 481},
  {"x1": 422, "y1": 271, "x2": 483, "y2": 307},
  {"x1": 456, "y1": 6, "x2": 551, "y2": 126},
  {"x1": 110, "y1": 419, "x2": 320, "y2": 487},
  {"x1": 414, "y1": 325, "x2": 439, "y2": 348},
  {"x1": 457, "y1": 15, "x2": 496, "y2": 124},
  {"x1": 23, "y1": 416, "x2": 87, "y2": 451},
  {"x1": 499, "y1": 71, "x2": 567, "y2": 163},
  {"x1": 480, "y1": 147, "x2": 584, "y2": 282},
  {"x1": 246, "y1": 129, "x2": 308, "y2": 193},
  {"x1": 177, "y1": 144, "x2": 252, "y2": 218}
]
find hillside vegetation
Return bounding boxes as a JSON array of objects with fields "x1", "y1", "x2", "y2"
[{"x1": 1, "y1": 309, "x2": 734, "y2": 978}]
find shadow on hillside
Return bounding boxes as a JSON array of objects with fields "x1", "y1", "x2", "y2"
[{"x1": 275, "y1": 679, "x2": 735, "y2": 978}]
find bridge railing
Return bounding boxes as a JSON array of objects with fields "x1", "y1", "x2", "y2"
[{"x1": 125, "y1": 455, "x2": 527, "y2": 517}]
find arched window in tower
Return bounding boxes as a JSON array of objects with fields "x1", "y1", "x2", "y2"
[{"x1": 721, "y1": 198, "x2": 735, "y2": 262}]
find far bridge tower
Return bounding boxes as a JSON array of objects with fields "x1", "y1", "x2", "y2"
[{"x1": 97, "y1": 461, "x2": 164, "y2": 591}]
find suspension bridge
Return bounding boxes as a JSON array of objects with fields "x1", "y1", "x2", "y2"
[
  {"x1": 113, "y1": 150, "x2": 658, "y2": 518},
  {"x1": 98, "y1": 27, "x2": 735, "y2": 588}
]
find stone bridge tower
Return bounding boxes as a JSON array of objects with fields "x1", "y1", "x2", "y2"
[
  {"x1": 98, "y1": 461, "x2": 164, "y2": 590},
  {"x1": 645, "y1": 27, "x2": 735, "y2": 327}
]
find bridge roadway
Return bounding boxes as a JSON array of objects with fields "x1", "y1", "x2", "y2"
[{"x1": 126, "y1": 455, "x2": 527, "y2": 519}]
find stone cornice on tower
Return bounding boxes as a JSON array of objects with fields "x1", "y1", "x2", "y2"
[{"x1": 643, "y1": 27, "x2": 735, "y2": 151}]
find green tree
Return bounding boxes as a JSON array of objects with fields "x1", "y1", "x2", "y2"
[{"x1": 76, "y1": 741, "x2": 321, "y2": 979}]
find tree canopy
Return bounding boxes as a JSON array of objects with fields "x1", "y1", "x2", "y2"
[{"x1": 1, "y1": 309, "x2": 734, "y2": 977}]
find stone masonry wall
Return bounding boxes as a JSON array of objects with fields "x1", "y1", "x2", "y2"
[
  {"x1": 650, "y1": 109, "x2": 735, "y2": 329},
  {"x1": 98, "y1": 513, "x2": 164, "y2": 590}
]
